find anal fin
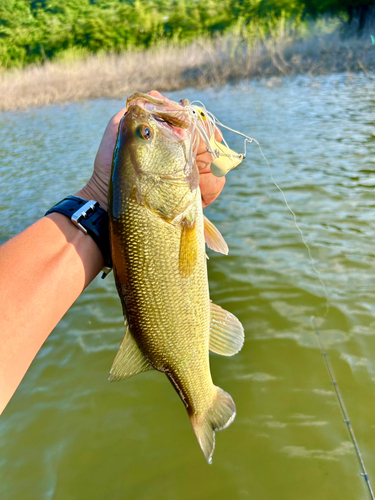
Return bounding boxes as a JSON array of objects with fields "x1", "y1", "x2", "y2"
[
  {"x1": 109, "y1": 326, "x2": 154, "y2": 382},
  {"x1": 209, "y1": 302, "x2": 244, "y2": 356}
]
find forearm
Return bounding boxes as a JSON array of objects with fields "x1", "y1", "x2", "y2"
[{"x1": 0, "y1": 209, "x2": 104, "y2": 414}]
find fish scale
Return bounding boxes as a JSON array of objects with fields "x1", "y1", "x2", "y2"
[
  {"x1": 113, "y1": 195, "x2": 211, "y2": 389},
  {"x1": 108, "y1": 94, "x2": 244, "y2": 463}
]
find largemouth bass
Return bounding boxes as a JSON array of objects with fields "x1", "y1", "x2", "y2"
[{"x1": 108, "y1": 93, "x2": 244, "y2": 464}]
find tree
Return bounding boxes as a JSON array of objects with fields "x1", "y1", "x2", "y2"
[{"x1": 303, "y1": 0, "x2": 375, "y2": 31}]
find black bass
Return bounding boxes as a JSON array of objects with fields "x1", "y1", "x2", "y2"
[{"x1": 108, "y1": 93, "x2": 244, "y2": 463}]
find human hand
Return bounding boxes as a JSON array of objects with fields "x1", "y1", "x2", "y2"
[
  {"x1": 195, "y1": 122, "x2": 225, "y2": 208},
  {"x1": 77, "y1": 106, "x2": 127, "y2": 211},
  {"x1": 148, "y1": 91, "x2": 225, "y2": 208},
  {"x1": 78, "y1": 90, "x2": 225, "y2": 210}
]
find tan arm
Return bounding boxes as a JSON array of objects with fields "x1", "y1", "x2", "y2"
[
  {"x1": 0, "y1": 90, "x2": 226, "y2": 415},
  {"x1": 0, "y1": 207, "x2": 104, "y2": 414}
]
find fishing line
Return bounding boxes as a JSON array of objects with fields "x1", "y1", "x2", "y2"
[
  {"x1": 311, "y1": 316, "x2": 375, "y2": 499},
  {"x1": 252, "y1": 137, "x2": 329, "y2": 316},
  {"x1": 187, "y1": 100, "x2": 329, "y2": 313},
  {"x1": 185, "y1": 100, "x2": 374, "y2": 495},
  {"x1": 181, "y1": 98, "x2": 374, "y2": 493},
  {"x1": 221, "y1": 114, "x2": 372, "y2": 495}
]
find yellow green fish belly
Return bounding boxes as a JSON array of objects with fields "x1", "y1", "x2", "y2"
[{"x1": 111, "y1": 191, "x2": 217, "y2": 415}]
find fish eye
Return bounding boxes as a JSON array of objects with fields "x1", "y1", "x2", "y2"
[{"x1": 136, "y1": 125, "x2": 153, "y2": 140}]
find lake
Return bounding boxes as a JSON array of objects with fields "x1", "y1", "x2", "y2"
[{"x1": 1, "y1": 73, "x2": 375, "y2": 499}]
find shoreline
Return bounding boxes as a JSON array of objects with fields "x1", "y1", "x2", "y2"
[{"x1": 0, "y1": 29, "x2": 374, "y2": 112}]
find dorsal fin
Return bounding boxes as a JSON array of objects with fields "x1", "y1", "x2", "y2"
[
  {"x1": 109, "y1": 326, "x2": 154, "y2": 382},
  {"x1": 209, "y1": 302, "x2": 244, "y2": 356},
  {"x1": 203, "y1": 216, "x2": 228, "y2": 255}
]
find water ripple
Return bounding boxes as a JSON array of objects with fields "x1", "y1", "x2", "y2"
[{"x1": 1, "y1": 74, "x2": 375, "y2": 499}]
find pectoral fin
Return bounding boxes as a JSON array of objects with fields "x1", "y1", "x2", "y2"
[
  {"x1": 204, "y1": 216, "x2": 228, "y2": 255},
  {"x1": 109, "y1": 326, "x2": 154, "y2": 381},
  {"x1": 179, "y1": 219, "x2": 198, "y2": 278},
  {"x1": 209, "y1": 302, "x2": 244, "y2": 356}
]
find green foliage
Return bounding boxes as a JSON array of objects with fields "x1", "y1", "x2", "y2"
[
  {"x1": 303, "y1": 0, "x2": 375, "y2": 30},
  {"x1": 230, "y1": 0, "x2": 303, "y2": 22},
  {"x1": 303, "y1": 0, "x2": 374, "y2": 16},
  {"x1": 0, "y1": 0, "x2": 372, "y2": 69}
]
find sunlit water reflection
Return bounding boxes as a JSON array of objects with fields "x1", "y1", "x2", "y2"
[{"x1": 1, "y1": 73, "x2": 375, "y2": 499}]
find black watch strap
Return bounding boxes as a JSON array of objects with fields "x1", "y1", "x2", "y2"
[{"x1": 45, "y1": 196, "x2": 112, "y2": 276}]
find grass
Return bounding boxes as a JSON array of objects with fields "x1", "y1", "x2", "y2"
[{"x1": 0, "y1": 20, "x2": 374, "y2": 112}]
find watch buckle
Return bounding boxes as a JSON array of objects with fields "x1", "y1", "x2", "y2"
[
  {"x1": 101, "y1": 266, "x2": 112, "y2": 279},
  {"x1": 71, "y1": 200, "x2": 99, "y2": 234}
]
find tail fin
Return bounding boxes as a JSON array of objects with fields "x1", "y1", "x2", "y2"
[{"x1": 190, "y1": 387, "x2": 236, "y2": 464}]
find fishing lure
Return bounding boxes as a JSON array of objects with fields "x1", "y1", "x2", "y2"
[{"x1": 181, "y1": 99, "x2": 254, "y2": 177}]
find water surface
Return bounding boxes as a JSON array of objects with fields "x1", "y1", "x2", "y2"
[{"x1": 1, "y1": 73, "x2": 375, "y2": 499}]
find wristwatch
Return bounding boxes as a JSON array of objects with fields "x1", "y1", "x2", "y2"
[{"x1": 45, "y1": 196, "x2": 112, "y2": 278}]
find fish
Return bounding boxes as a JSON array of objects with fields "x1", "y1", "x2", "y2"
[{"x1": 108, "y1": 93, "x2": 244, "y2": 464}]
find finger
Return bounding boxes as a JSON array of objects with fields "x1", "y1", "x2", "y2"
[
  {"x1": 195, "y1": 125, "x2": 223, "y2": 158},
  {"x1": 196, "y1": 151, "x2": 214, "y2": 173},
  {"x1": 106, "y1": 107, "x2": 127, "y2": 143},
  {"x1": 103, "y1": 108, "x2": 127, "y2": 149},
  {"x1": 111, "y1": 107, "x2": 127, "y2": 126},
  {"x1": 147, "y1": 94, "x2": 223, "y2": 160},
  {"x1": 199, "y1": 173, "x2": 226, "y2": 208},
  {"x1": 148, "y1": 90, "x2": 167, "y2": 100},
  {"x1": 94, "y1": 107, "x2": 127, "y2": 175},
  {"x1": 214, "y1": 126, "x2": 223, "y2": 142}
]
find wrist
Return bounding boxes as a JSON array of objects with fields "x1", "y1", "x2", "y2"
[
  {"x1": 45, "y1": 212, "x2": 104, "y2": 277},
  {"x1": 45, "y1": 196, "x2": 112, "y2": 275}
]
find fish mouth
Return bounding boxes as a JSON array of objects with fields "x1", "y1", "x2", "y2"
[
  {"x1": 126, "y1": 93, "x2": 191, "y2": 139},
  {"x1": 124, "y1": 93, "x2": 200, "y2": 189}
]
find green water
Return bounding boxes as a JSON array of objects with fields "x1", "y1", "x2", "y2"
[{"x1": 1, "y1": 74, "x2": 375, "y2": 499}]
